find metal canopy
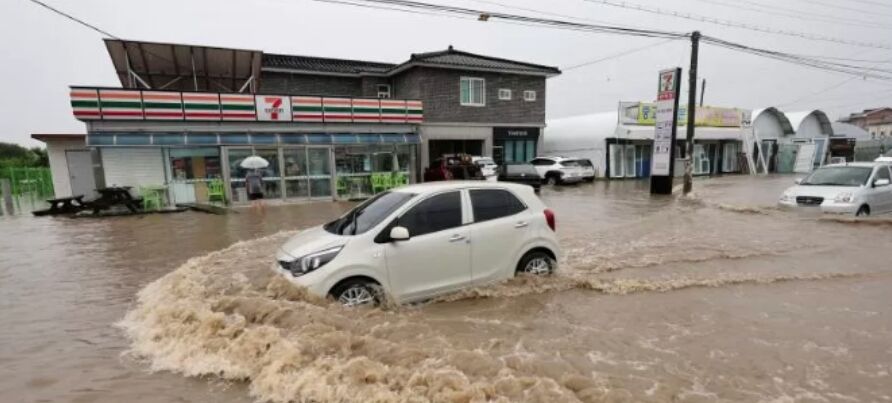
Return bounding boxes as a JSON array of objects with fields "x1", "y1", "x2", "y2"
[{"x1": 104, "y1": 39, "x2": 262, "y2": 93}]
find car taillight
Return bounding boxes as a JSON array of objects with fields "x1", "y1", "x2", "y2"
[{"x1": 544, "y1": 208, "x2": 556, "y2": 231}]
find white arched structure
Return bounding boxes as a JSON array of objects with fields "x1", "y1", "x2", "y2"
[
  {"x1": 752, "y1": 107, "x2": 794, "y2": 141},
  {"x1": 785, "y1": 110, "x2": 834, "y2": 171},
  {"x1": 544, "y1": 112, "x2": 619, "y2": 178}
]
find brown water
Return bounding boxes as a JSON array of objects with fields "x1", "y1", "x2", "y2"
[{"x1": 2, "y1": 176, "x2": 891, "y2": 402}]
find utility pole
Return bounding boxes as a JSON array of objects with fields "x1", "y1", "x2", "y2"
[{"x1": 683, "y1": 31, "x2": 700, "y2": 195}]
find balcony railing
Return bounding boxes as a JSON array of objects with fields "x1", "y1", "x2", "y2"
[{"x1": 70, "y1": 87, "x2": 423, "y2": 124}]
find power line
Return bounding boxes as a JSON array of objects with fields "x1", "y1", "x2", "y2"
[
  {"x1": 847, "y1": 0, "x2": 892, "y2": 9},
  {"x1": 582, "y1": 0, "x2": 892, "y2": 50},
  {"x1": 691, "y1": 0, "x2": 892, "y2": 31},
  {"x1": 789, "y1": 0, "x2": 892, "y2": 19},
  {"x1": 562, "y1": 38, "x2": 679, "y2": 71},
  {"x1": 27, "y1": 0, "x2": 118, "y2": 38}
]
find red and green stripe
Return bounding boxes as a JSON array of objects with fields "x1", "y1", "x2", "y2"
[
  {"x1": 323, "y1": 98, "x2": 352, "y2": 122},
  {"x1": 380, "y1": 100, "x2": 407, "y2": 122},
  {"x1": 183, "y1": 93, "x2": 221, "y2": 120},
  {"x1": 406, "y1": 100, "x2": 423, "y2": 123},
  {"x1": 292, "y1": 96, "x2": 323, "y2": 122},
  {"x1": 142, "y1": 91, "x2": 184, "y2": 120},
  {"x1": 99, "y1": 90, "x2": 143, "y2": 120},
  {"x1": 70, "y1": 89, "x2": 100, "y2": 120},
  {"x1": 352, "y1": 99, "x2": 380, "y2": 122},
  {"x1": 220, "y1": 94, "x2": 256, "y2": 120}
]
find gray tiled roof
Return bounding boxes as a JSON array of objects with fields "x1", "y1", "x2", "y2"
[
  {"x1": 262, "y1": 47, "x2": 560, "y2": 76},
  {"x1": 263, "y1": 54, "x2": 395, "y2": 74}
]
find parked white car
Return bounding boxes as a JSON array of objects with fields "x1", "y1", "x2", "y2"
[
  {"x1": 471, "y1": 156, "x2": 499, "y2": 180},
  {"x1": 778, "y1": 162, "x2": 892, "y2": 216},
  {"x1": 876, "y1": 150, "x2": 892, "y2": 163},
  {"x1": 273, "y1": 182, "x2": 560, "y2": 306},
  {"x1": 529, "y1": 156, "x2": 585, "y2": 185},
  {"x1": 574, "y1": 158, "x2": 596, "y2": 182}
]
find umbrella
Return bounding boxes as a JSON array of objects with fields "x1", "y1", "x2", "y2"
[{"x1": 240, "y1": 155, "x2": 270, "y2": 169}]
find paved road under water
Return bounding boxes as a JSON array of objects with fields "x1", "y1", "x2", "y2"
[{"x1": 2, "y1": 175, "x2": 891, "y2": 402}]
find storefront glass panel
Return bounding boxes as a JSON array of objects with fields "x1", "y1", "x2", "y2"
[
  {"x1": 283, "y1": 147, "x2": 309, "y2": 199},
  {"x1": 227, "y1": 148, "x2": 281, "y2": 203},
  {"x1": 308, "y1": 148, "x2": 332, "y2": 198},
  {"x1": 167, "y1": 147, "x2": 222, "y2": 204}
]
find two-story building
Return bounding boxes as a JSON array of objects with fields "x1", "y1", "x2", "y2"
[
  {"x1": 48, "y1": 39, "x2": 559, "y2": 204},
  {"x1": 840, "y1": 107, "x2": 892, "y2": 139}
]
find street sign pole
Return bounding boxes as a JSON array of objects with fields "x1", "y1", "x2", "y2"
[{"x1": 649, "y1": 67, "x2": 682, "y2": 195}]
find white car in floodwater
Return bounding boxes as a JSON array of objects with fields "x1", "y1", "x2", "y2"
[
  {"x1": 778, "y1": 162, "x2": 892, "y2": 216},
  {"x1": 273, "y1": 181, "x2": 560, "y2": 306}
]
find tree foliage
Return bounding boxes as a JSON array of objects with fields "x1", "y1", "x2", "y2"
[{"x1": 0, "y1": 142, "x2": 48, "y2": 168}]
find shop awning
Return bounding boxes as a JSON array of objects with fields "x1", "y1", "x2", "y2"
[
  {"x1": 619, "y1": 125, "x2": 744, "y2": 141},
  {"x1": 86, "y1": 132, "x2": 420, "y2": 147}
]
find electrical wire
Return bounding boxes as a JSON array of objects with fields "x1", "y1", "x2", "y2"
[
  {"x1": 562, "y1": 38, "x2": 680, "y2": 71},
  {"x1": 27, "y1": 0, "x2": 118, "y2": 38},
  {"x1": 788, "y1": 0, "x2": 892, "y2": 19},
  {"x1": 582, "y1": 0, "x2": 892, "y2": 50},
  {"x1": 690, "y1": 0, "x2": 892, "y2": 31}
]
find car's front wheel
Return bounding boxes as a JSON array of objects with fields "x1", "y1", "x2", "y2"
[
  {"x1": 517, "y1": 250, "x2": 555, "y2": 275},
  {"x1": 856, "y1": 205, "x2": 870, "y2": 217},
  {"x1": 545, "y1": 175, "x2": 559, "y2": 186},
  {"x1": 330, "y1": 279, "x2": 381, "y2": 307}
]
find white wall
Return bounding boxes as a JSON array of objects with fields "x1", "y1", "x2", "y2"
[
  {"x1": 100, "y1": 148, "x2": 166, "y2": 188},
  {"x1": 795, "y1": 114, "x2": 825, "y2": 139},
  {"x1": 45, "y1": 139, "x2": 87, "y2": 198}
]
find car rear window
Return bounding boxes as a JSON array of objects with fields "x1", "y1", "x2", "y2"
[
  {"x1": 576, "y1": 159, "x2": 593, "y2": 167},
  {"x1": 470, "y1": 189, "x2": 526, "y2": 222},
  {"x1": 560, "y1": 160, "x2": 580, "y2": 167}
]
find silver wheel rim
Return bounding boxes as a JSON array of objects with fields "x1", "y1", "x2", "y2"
[
  {"x1": 338, "y1": 286, "x2": 375, "y2": 306},
  {"x1": 524, "y1": 257, "x2": 552, "y2": 275}
]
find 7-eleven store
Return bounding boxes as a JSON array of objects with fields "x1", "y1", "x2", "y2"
[{"x1": 69, "y1": 87, "x2": 423, "y2": 204}]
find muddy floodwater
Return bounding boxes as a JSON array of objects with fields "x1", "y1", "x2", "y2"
[{"x1": 2, "y1": 175, "x2": 891, "y2": 402}]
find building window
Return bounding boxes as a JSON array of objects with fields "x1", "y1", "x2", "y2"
[
  {"x1": 498, "y1": 88, "x2": 512, "y2": 100},
  {"x1": 377, "y1": 84, "x2": 391, "y2": 99},
  {"x1": 523, "y1": 90, "x2": 537, "y2": 102},
  {"x1": 460, "y1": 77, "x2": 485, "y2": 106}
]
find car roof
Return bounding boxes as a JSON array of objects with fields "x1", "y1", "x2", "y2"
[
  {"x1": 823, "y1": 162, "x2": 883, "y2": 168},
  {"x1": 392, "y1": 181, "x2": 533, "y2": 194}
]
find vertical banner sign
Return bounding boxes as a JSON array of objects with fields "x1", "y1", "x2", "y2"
[
  {"x1": 256, "y1": 95, "x2": 291, "y2": 121},
  {"x1": 650, "y1": 67, "x2": 682, "y2": 195}
]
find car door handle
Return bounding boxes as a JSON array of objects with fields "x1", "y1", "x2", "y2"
[
  {"x1": 448, "y1": 234, "x2": 466, "y2": 242},
  {"x1": 514, "y1": 221, "x2": 529, "y2": 228}
]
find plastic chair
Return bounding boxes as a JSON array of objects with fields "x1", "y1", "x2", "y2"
[
  {"x1": 139, "y1": 186, "x2": 163, "y2": 211},
  {"x1": 394, "y1": 172, "x2": 409, "y2": 186},
  {"x1": 207, "y1": 179, "x2": 226, "y2": 204},
  {"x1": 336, "y1": 177, "x2": 348, "y2": 196},
  {"x1": 371, "y1": 173, "x2": 387, "y2": 194}
]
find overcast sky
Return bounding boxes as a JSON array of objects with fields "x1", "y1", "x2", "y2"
[{"x1": 3, "y1": 0, "x2": 892, "y2": 146}]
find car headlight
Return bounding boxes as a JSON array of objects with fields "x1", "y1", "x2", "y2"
[
  {"x1": 280, "y1": 246, "x2": 343, "y2": 277},
  {"x1": 834, "y1": 192, "x2": 854, "y2": 203},
  {"x1": 779, "y1": 192, "x2": 794, "y2": 202}
]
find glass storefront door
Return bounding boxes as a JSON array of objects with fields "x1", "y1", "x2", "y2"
[
  {"x1": 166, "y1": 147, "x2": 222, "y2": 204},
  {"x1": 227, "y1": 147, "x2": 281, "y2": 204}
]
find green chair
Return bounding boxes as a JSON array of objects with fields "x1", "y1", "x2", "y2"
[
  {"x1": 394, "y1": 172, "x2": 409, "y2": 186},
  {"x1": 371, "y1": 173, "x2": 387, "y2": 194},
  {"x1": 336, "y1": 177, "x2": 348, "y2": 197},
  {"x1": 139, "y1": 186, "x2": 163, "y2": 211},
  {"x1": 207, "y1": 179, "x2": 226, "y2": 204}
]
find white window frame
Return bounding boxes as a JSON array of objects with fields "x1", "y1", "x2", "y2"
[
  {"x1": 376, "y1": 84, "x2": 391, "y2": 99},
  {"x1": 460, "y1": 77, "x2": 486, "y2": 107},
  {"x1": 498, "y1": 88, "x2": 512, "y2": 101},
  {"x1": 523, "y1": 90, "x2": 537, "y2": 102}
]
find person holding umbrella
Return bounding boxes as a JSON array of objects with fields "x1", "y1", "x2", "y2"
[{"x1": 240, "y1": 155, "x2": 269, "y2": 211}]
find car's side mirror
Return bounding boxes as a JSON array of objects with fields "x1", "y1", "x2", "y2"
[
  {"x1": 875, "y1": 178, "x2": 890, "y2": 187},
  {"x1": 794, "y1": 178, "x2": 803, "y2": 184},
  {"x1": 389, "y1": 226, "x2": 410, "y2": 241}
]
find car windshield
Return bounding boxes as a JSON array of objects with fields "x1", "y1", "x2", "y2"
[
  {"x1": 560, "y1": 160, "x2": 580, "y2": 167},
  {"x1": 475, "y1": 158, "x2": 495, "y2": 166},
  {"x1": 504, "y1": 163, "x2": 538, "y2": 175},
  {"x1": 800, "y1": 166, "x2": 872, "y2": 187},
  {"x1": 324, "y1": 191, "x2": 415, "y2": 235}
]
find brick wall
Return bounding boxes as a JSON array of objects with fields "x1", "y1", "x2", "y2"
[
  {"x1": 259, "y1": 72, "x2": 362, "y2": 97},
  {"x1": 392, "y1": 67, "x2": 546, "y2": 124}
]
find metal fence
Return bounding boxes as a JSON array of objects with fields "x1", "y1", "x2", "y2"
[
  {"x1": 0, "y1": 167, "x2": 54, "y2": 197},
  {"x1": 854, "y1": 139, "x2": 892, "y2": 162}
]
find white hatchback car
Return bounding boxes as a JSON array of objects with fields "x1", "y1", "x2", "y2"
[
  {"x1": 273, "y1": 181, "x2": 560, "y2": 306},
  {"x1": 471, "y1": 156, "x2": 499, "y2": 180},
  {"x1": 778, "y1": 162, "x2": 892, "y2": 216}
]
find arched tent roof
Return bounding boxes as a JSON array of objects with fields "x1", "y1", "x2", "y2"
[
  {"x1": 752, "y1": 107, "x2": 794, "y2": 136},
  {"x1": 785, "y1": 110, "x2": 834, "y2": 137},
  {"x1": 545, "y1": 112, "x2": 621, "y2": 148}
]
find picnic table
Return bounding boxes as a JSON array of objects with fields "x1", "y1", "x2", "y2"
[
  {"x1": 32, "y1": 195, "x2": 88, "y2": 216},
  {"x1": 89, "y1": 186, "x2": 143, "y2": 214}
]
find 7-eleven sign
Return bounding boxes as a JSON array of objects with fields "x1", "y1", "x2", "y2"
[{"x1": 256, "y1": 95, "x2": 291, "y2": 121}]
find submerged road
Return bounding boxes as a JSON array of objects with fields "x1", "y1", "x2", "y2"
[{"x1": 1, "y1": 175, "x2": 891, "y2": 402}]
